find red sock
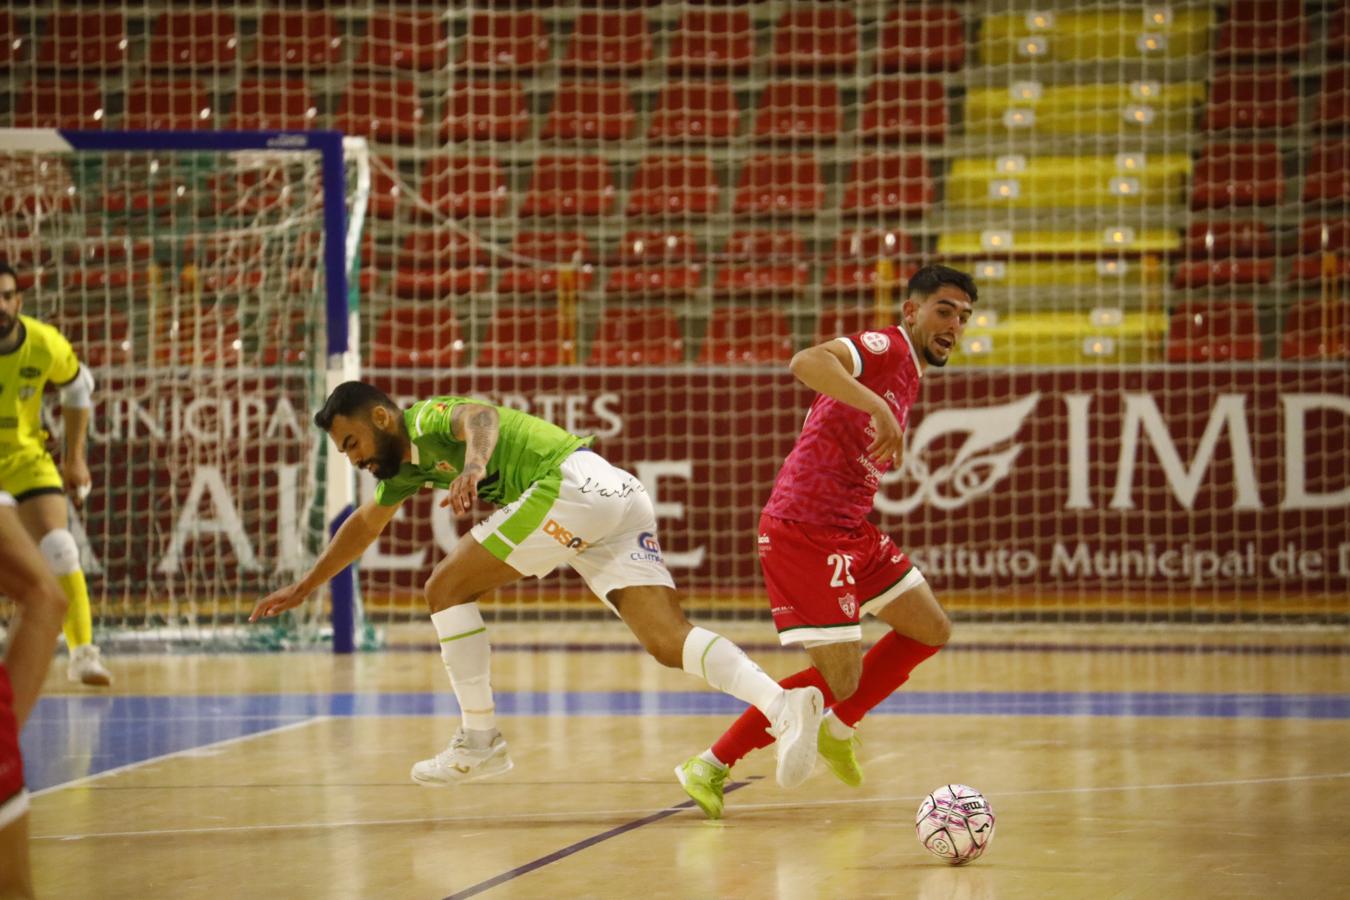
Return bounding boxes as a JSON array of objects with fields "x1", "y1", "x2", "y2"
[
  {"x1": 832, "y1": 632, "x2": 942, "y2": 728},
  {"x1": 711, "y1": 669, "x2": 836, "y2": 768}
]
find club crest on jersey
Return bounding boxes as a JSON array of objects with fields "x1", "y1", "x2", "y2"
[
  {"x1": 861, "y1": 331, "x2": 890, "y2": 354},
  {"x1": 838, "y1": 592, "x2": 858, "y2": 618},
  {"x1": 18, "y1": 386, "x2": 36, "y2": 401},
  {"x1": 435, "y1": 460, "x2": 453, "y2": 473}
]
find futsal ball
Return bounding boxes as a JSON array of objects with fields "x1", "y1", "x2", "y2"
[{"x1": 915, "y1": 784, "x2": 995, "y2": 865}]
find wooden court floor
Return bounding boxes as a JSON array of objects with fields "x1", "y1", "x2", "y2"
[{"x1": 21, "y1": 622, "x2": 1350, "y2": 900}]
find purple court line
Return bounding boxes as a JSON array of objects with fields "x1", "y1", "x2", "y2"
[
  {"x1": 393, "y1": 641, "x2": 1350, "y2": 657},
  {"x1": 442, "y1": 780, "x2": 755, "y2": 900}
]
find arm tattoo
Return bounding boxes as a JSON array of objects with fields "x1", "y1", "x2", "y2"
[{"x1": 464, "y1": 407, "x2": 498, "y2": 472}]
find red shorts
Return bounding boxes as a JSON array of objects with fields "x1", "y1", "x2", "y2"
[
  {"x1": 0, "y1": 664, "x2": 27, "y2": 829},
  {"x1": 758, "y1": 513, "x2": 926, "y2": 646}
]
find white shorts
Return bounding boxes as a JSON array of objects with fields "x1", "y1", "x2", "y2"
[{"x1": 470, "y1": 450, "x2": 677, "y2": 610}]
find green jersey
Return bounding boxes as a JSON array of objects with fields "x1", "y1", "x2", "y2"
[{"x1": 373, "y1": 396, "x2": 592, "y2": 507}]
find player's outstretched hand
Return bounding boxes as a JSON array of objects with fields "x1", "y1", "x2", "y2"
[
  {"x1": 441, "y1": 464, "x2": 483, "y2": 516},
  {"x1": 250, "y1": 583, "x2": 310, "y2": 622},
  {"x1": 866, "y1": 407, "x2": 905, "y2": 468}
]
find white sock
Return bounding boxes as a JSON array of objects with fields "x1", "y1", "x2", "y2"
[
  {"x1": 824, "y1": 711, "x2": 854, "y2": 740},
  {"x1": 681, "y1": 626, "x2": 785, "y2": 717},
  {"x1": 431, "y1": 603, "x2": 496, "y2": 732},
  {"x1": 699, "y1": 749, "x2": 727, "y2": 770}
]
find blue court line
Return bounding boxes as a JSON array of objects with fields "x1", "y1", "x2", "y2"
[{"x1": 23, "y1": 690, "x2": 1350, "y2": 793}]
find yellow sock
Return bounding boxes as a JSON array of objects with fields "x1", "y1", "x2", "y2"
[{"x1": 59, "y1": 570, "x2": 93, "y2": 648}]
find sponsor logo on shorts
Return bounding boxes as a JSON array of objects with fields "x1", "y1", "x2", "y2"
[
  {"x1": 890, "y1": 553, "x2": 905, "y2": 564},
  {"x1": 838, "y1": 592, "x2": 858, "y2": 618},
  {"x1": 630, "y1": 531, "x2": 663, "y2": 563},
  {"x1": 861, "y1": 331, "x2": 890, "y2": 354},
  {"x1": 757, "y1": 532, "x2": 771, "y2": 555},
  {"x1": 543, "y1": 518, "x2": 588, "y2": 551}
]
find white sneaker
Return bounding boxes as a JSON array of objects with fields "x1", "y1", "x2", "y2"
[
  {"x1": 68, "y1": 644, "x2": 113, "y2": 687},
  {"x1": 411, "y1": 728, "x2": 513, "y2": 786},
  {"x1": 768, "y1": 686, "x2": 824, "y2": 788}
]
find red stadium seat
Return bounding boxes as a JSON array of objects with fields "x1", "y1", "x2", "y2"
[
  {"x1": 1280, "y1": 300, "x2": 1350, "y2": 359},
  {"x1": 841, "y1": 155, "x2": 934, "y2": 217},
  {"x1": 368, "y1": 157, "x2": 407, "y2": 219},
  {"x1": 771, "y1": 9, "x2": 858, "y2": 73},
  {"x1": 0, "y1": 13, "x2": 22, "y2": 68},
  {"x1": 859, "y1": 78, "x2": 947, "y2": 143},
  {"x1": 1303, "y1": 142, "x2": 1350, "y2": 203},
  {"x1": 1315, "y1": 67, "x2": 1350, "y2": 127},
  {"x1": 1190, "y1": 143, "x2": 1284, "y2": 208},
  {"x1": 697, "y1": 306, "x2": 794, "y2": 365},
  {"x1": 418, "y1": 157, "x2": 508, "y2": 219},
  {"x1": 459, "y1": 13, "x2": 550, "y2": 74},
  {"x1": 731, "y1": 155, "x2": 823, "y2": 217},
  {"x1": 498, "y1": 231, "x2": 596, "y2": 295},
  {"x1": 371, "y1": 306, "x2": 467, "y2": 368},
  {"x1": 519, "y1": 156, "x2": 616, "y2": 218},
  {"x1": 227, "y1": 78, "x2": 317, "y2": 131},
  {"x1": 606, "y1": 231, "x2": 704, "y2": 298},
  {"x1": 1289, "y1": 220, "x2": 1350, "y2": 284},
  {"x1": 152, "y1": 307, "x2": 243, "y2": 367},
  {"x1": 1217, "y1": 0, "x2": 1307, "y2": 60},
  {"x1": 13, "y1": 81, "x2": 104, "y2": 129},
  {"x1": 667, "y1": 10, "x2": 753, "y2": 75},
  {"x1": 391, "y1": 229, "x2": 489, "y2": 300},
  {"x1": 478, "y1": 308, "x2": 571, "y2": 367},
  {"x1": 1174, "y1": 221, "x2": 1276, "y2": 287},
  {"x1": 646, "y1": 82, "x2": 740, "y2": 143},
  {"x1": 753, "y1": 82, "x2": 841, "y2": 143},
  {"x1": 122, "y1": 80, "x2": 213, "y2": 131},
  {"x1": 816, "y1": 306, "x2": 882, "y2": 345},
  {"x1": 441, "y1": 80, "x2": 529, "y2": 142},
  {"x1": 823, "y1": 229, "x2": 918, "y2": 298},
  {"x1": 560, "y1": 11, "x2": 652, "y2": 75},
  {"x1": 1166, "y1": 303, "x2": 1263, "y2": 362},
  {"x1": 36, "y1": 13, "x2": 127, "y2": 69},
  {"x1": 540, "y1": 81, "x2": 636, "y2": 141},
  {"x1": 588, "y1": 307, "x2": 685, "y2": 366},
  {"x1": 334, "y1": 78, "x2": 425, "y2": 144},
  {"x1": 1203, "y1": 69, "x2": 1298, "y2": 131},
  {"x1": 713, "y1": 230, "x2": 809, "y2": 300},
  {"x1": 356, "y1": 12, "x2": 447, "y2": 71},
  {"x1": 878, "y1": 7, "x2": 966, "y2": 73},
  {"x1": 257, "y1": 309, "x2": 315, "y2": 366},
  {"x1": 147, "y1": 12, "x2": 238, "y2": 69},
  {"x1": 1331, "y1": 7, "x2": 1350, "y2": 60},
  {"x1": 54, "y1": 310, "x2": 132, "y2": 367},
  {"x1": 252, "y1": 11, "x2": 342, "y2": 69},
  {"x1": 625, "y1": 156, "x2": 719, "y2": 217}
]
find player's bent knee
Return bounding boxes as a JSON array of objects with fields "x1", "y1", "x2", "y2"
[
  {"x1": 38, "y1": 528, "x2": 80, "y2": 577},
  {"x1": 929, "y1": 613, "x2": 953, "y2": 647},
  {"x1": 422, "y1": 571, "x2": 476, "y2": 613}
]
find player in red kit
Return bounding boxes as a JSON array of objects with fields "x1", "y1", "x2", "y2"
[{"x1": 675, "y1": 265, "x2": 977, "y2": 819}]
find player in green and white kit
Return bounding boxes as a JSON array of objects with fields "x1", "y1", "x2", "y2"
[{"x1": 252, "y1": 382, "x2": 824, "y2": 788}]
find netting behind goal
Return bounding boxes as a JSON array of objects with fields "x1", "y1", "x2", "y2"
[
  {"x1": 1, "y1": 3, "x2": 1346, "y2": 639},
  {"x1": 0, "y1": 129, "x2": 367, "y2": 648}
]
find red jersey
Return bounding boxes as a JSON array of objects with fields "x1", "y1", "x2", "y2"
[{"x1": 763, "y1": 325, "x2": 923, "y2": 529}]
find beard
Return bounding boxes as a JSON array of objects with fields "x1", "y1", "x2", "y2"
[
  {"x1": 367, "y1": 427, "x2": 405, "y2": 480},
  {"x1": 0, "y1": 314, "x2": 16, "y2": 340},
  {"x1": 922, "y1": 346, "x2": 948, "y2": 367}
]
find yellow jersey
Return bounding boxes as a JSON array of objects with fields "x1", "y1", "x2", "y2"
[{"x1": 0, "y1": 315, "x2": 81, "y2": 451}]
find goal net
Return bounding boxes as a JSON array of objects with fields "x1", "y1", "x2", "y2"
[{"x1": 0, "y1": 128, "x2": 368, "y2": 649}]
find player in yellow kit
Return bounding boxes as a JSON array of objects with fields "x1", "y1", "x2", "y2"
[{"x1": 0, "y1": 261, "x2": 112, "y2": 686}]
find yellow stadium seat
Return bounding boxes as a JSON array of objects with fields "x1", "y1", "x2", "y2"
[
  {"x1": 956, "y1": 310, "x2": 1168, "y2": 366},
  {"x1": 937, "y1": 229, "x2": 1181, "y2": 257},
  {"x1": 979, "y1": 9, "x2": 1213, "y2": 64},
  {"x1": 964, "y1": 82, "x2": 1204, "y2": 136},
  {"x1": 946, "y1": 154, "x2": 1191, "y2": 208}
]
